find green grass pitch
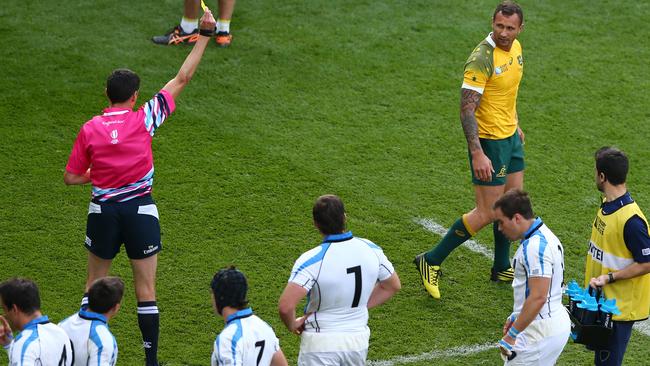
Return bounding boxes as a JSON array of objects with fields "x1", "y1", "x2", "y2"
[{"x1": 2, "y1": 0, "x2": 650, "y2": 364}]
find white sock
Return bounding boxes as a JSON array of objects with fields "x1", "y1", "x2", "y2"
[
  {"x1": 216, "y1": 19, "x2": 231, "y2": 33},
  {"x1": 180, "y1": 17, "x2": 198, "y2": 33}
]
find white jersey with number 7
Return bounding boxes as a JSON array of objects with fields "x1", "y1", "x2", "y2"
[{"x1": 289, "y1": 231, "x2": 395, "y2": 333}]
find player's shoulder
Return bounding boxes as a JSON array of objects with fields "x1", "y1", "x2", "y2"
[
  {"x1": 464, "y1": 37, "x2": 495, "y2": 74},
  {"x1": 58, "y1": 313, "x2": 77, "y2": 327},
  {"x1": 353, "y1": 236, "x2": 383, "y2": 251},
  {"x1": 249, "y1": 314, "x2": 276, "y2": 333},
  {"x1": 467, "y1": 38, "x2": 494, "y2": 61},
  {"x1": 39, "y1": 321, "x2": 71, "y2": 342},
  {"x1": 295, "y1": 242, "x2": 332, "y2": 263}
]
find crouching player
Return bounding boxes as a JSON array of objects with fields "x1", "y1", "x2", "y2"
[
  {"x1": 59, "y1": 277, "x2": 124, "y2": 366},
  {"x1": 493, "y1": 189, "x2": 570, "y2": 364},
  {"x1": 210, "y1": 267, "x2": 288, "y2": 366},
  {"x1": 0, "y1": 278, "x2": 74, "y2": 365}
]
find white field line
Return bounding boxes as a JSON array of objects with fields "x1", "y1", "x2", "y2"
[
  {"x1": 415, "y1": 218, "x2": 493, "y2": 259},
  {"x1": 634, "y1": 319, "x2": 650, "y2": 337},
  {"x1": 368, "y1": 342, "x2": 496, "y2": 366},
  {"x1": 415, "y1": 217, "x2": 650, "y2": 338}
]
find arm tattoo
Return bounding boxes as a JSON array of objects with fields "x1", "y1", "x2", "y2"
[{"x1": 460, "y1": 88, "x2": 482, "y2": 153}]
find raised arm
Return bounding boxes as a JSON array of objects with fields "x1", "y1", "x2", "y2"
[
  {"x1": 460, "y1": 88, "x2": 493, "y2": 182},
  {"x1": 162, "y1": 9, "x2": 217, "y2": 99}
]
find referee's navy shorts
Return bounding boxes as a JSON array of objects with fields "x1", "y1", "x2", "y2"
[{"x1": 85, "y1": 195, "x2": 162, "y2": 260}]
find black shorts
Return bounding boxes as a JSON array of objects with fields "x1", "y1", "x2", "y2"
[{"x1": 85, "y1": 195, "x2": 162, "y2": 260}]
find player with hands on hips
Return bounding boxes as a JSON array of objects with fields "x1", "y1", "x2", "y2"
[{"x1": 278, "y1": 195, "x2": 401, "y2": 366}]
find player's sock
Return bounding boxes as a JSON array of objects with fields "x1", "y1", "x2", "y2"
[
  {"x1": 137, "y1": 301, "x2": 160, "y2": 366},
  {"x1": 425, "y1": 216, "x2": 472, "y2": 265},
  {"x1": 80, "y1": 292, "x2": 89, "y2": 310},
  {"x1": 216, "y1": 18, "x2": 231, "y2": 33},
  {"x1": 493, "y1": 222, "x2": 511, "y2": 271},
  {"x1": 180, "y1": 17, "x2": 198, "y2": 34}
]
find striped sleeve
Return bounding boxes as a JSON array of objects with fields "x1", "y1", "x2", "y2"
[
  {"x1": 89, "y1": 324, "x2": 117, "y2": 366},
  {"x1": 214, "y1": 326, "x2": 241, "y2": 366},
  {"x1": 289, "y1": 245, "x2": 329, "y2": 291},
  {"x1": 142, "y1": 90, "x2": 176, "y2": 136},
  {"x1": 523, "y1": 235, "x2": 553, "y2": 278}
]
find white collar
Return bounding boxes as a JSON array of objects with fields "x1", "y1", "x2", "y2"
[{"x1": 485, "y1": 32, "x2": 497, "y2": 48}]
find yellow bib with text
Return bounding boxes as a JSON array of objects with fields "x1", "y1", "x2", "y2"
[{"x1": 585, "y1": 202, "x2": 650, "y2": 321}]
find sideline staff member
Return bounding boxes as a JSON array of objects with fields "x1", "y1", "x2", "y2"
[
  {"x1": 64, "y1": 9, "x2": 217, "y2": 366},
  {"x1": 416, "y1": 1, "x2": 526, "y2": 299},
  {"x1": 586, "y1": 147, "x2": 650, "y2": 366}
]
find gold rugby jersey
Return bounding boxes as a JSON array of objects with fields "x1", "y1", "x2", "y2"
[{"x1": 462, "y1": 33, "x2": 523, "y2": 139}]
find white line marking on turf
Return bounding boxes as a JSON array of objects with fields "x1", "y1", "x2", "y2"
[
  {"x1": 415, "y1": 218, "x2": 493, "y2": 259},
  {"x1": 367, "y1": 342, "x2": 496, "y2": 366},
  {"x1": 634, "y1": 319, "x2": 650, "y2": 337},
  {"x1": 415, "y1": 217, "x2": 650, "y2": 338}
]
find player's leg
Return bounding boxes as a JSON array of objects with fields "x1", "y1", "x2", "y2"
[
  {"x1": 488, "y1": 170, "x2": 524, "y2": 281},
  {"x1": 131, "y1": 255, "x2": 159, "y2": 366},
  {"x1": 594, "y1": 321, "x2": 634, "y2": 366},
  {"x1": 82, "y1": 201, "x2": 120, "y2": 308},
  {"x1": 152, "y1": 0, "x2": 201, "y2": 45},
  {"x1": 493, "y1": 132, "x2": 526, "y2": 279},
  {"x1": 123, "y1": 196, "x2": 162, "y2": 366},
  {"x1": 83, "y1": 252, "x2": 113, "y2": 308},
  {"x1": 214, "y1": 0, "x2": 236, "y2": 47},
  {"x1": 415, "y1": 183, "x2": 503, "y2": 298}
]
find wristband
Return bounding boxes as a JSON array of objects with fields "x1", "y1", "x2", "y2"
[
  {"x1": 199, "y1": 28, "x2": 214, "y2": 37},
  {"x1": 498, "y1": 339, "x2": 513, "y2": 353},
  {"x1": 507, "y1": 325, "x2": 520, "y2": 339},
  {"x1": 608, "y1": 272, "x2": 615, "y2": 284}
]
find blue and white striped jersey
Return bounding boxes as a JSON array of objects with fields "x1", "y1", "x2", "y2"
[
  {"x1": 512, "y1": 218, "x2": 566, "y2": 319},
  {"x1": 6, "y1": 315, "x2": 73, "y2": 366},
  {"x1": 289, "y1": 231, "x2": 395, "y2": 333},
  {"x1": 211, "y1": 308, "x2": 280, "y2": 366},
  {"x1": 59, "y1": 310, "x2": 117, "y2": 366}
]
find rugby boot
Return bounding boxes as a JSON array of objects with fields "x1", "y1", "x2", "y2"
[
  {"x1": 491, "y1": 267, "x2": 515, "y2": 282},
  {"x1": 414, "y1": 253, "x2": 441, "y2": 299},
  {"x1": 215, "y1": 31, "x2": 232, "y2": 47},
  {"x1": 152, "y1": 25, "x2": 199, "y2": 45}
]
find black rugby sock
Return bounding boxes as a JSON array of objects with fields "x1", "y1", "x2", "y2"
[{"x1": 137, "y1": 301, "x2": 160, "y2": 366}]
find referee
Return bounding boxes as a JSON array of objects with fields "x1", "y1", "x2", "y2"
[{"x1": 63, "y1": 9, "x2": 216, "y2": 366}]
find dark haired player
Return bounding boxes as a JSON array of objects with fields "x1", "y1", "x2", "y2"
[
  {"x1": 416, "y1": 1, "x2": 526, "y2": 299},
  {"x1": 493, "y1": 190, "x2": 569, "y2": 364},
  {"x1": 279, "y1": 194, "x2": 400, "y2": 365},
  {"x1": 0, "y1": 278, "x2": 73, "y2": 365},
  {"x1": 59, "y1": 277, "x2": 125, "y2": 366},
  {"x1": 63, "y1": 8, "x2": 216, "y2": 366},
  {"x1": 210, "y1": 267, "x2": 288, "y2": 366}
]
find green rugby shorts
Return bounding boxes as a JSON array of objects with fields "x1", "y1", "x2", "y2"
[{"x1": 468, "y1": 132, "x2": 524, "y2": 186}]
